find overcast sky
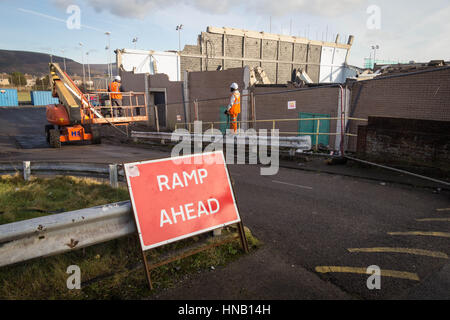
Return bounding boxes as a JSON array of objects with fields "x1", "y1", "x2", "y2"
[{"x1": 0, "y1": 0, "x2": 449, "y2": 67}]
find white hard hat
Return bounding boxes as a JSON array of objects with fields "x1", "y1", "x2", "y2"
[
  {"x1": 230, "y1": 83, "x2": 238, "y2": 90},
  {"x1": 114, "y1": 76, "x2": 121, "y2": 81}
]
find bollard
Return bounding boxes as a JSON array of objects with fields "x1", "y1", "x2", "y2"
[
  {"x1": 109, "y1": 164, "x2": 119, "y2": 188},
  {"x1": 23, "y1": 161, "x2": 31, "y2": 181}
]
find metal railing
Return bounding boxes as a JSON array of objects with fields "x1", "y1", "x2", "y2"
[
  {"x1": 0, "y1": 161, "x2": 124, "y2": 188},
  {"x1": 83, "y1": 91, "x2": 148, "y2": 124},
  {"x1": 0, "y1": 201, "x2": 135, "y2": 268},
  {"x1": 131, "y1": 131, "x2": 312, "y2": 151},
  {"x1": 175, "y1": 117, "x2": 368, "y2": 151},
  {"x1": 0, "y1": 161, "x2": 136, "y2": 268}
]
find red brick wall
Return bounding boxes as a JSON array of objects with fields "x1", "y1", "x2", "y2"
[
  {"x1": 348, "y1": 67, "x2": 450, "y2": 151},
  {"x1": 358, "y1": 116, "x2": 450, "y2": 170},
  {"x1": 252, "y1": 86, "x2": 340, "y2": 149}
]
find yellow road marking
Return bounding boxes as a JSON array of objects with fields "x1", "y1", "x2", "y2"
[
  {"x1": 388, "y1": 231, "x2": 450, "y2": 238},
  {"x1": 436, "y1": 208, "x2": 450, "y2": 212},
  {"x1": 416, "y1": 218, "x2": 450, "y2": 222},
  {"x1": 315, "y1": 266, "x2": 420, "y2": 281},
  {"x1": 348, "y1": 247, "x2": 448, "y2": 259}
]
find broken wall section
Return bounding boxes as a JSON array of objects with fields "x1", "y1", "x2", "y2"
[
  {"x1": 180, "y1": 27, "x2": 354, "y2": 84},
  {"x1": 347, "y1": 66, "x2": 450, "y2": 151}
]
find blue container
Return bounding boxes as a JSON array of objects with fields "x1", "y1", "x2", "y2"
[
  {"x1": 31, "y1": 91, "x2": 59, "y2": 106},
  {"x1": 0, "y1": 88, "x2": 19, "y2": 107}
]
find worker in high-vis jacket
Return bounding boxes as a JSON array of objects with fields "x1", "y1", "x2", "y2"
[
  {"x1": 226, "y1": 82, "x2": 241, "y2": 133},
  {"x1": 108, "y1": 76, "x2": 123, "y2": 117}
]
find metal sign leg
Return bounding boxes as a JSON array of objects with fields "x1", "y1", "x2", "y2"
[{"x1": 141, "y1": 250, "x2": 153, "y2": 290}]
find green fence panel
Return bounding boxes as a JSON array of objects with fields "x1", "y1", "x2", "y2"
[{"x1": 298, "y1": 112, "x2": 330, "y2": 146}]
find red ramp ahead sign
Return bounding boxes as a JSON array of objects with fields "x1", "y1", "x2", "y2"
[{"x1": 124, "y1": 151, "x2": 241, "y2": 251}]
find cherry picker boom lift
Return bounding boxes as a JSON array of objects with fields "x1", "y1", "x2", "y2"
[{"x1": 45, "y1": 62, "x2": 148, "y2": 148}]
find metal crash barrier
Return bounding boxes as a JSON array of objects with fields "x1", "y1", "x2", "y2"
[
  {"x1": 131, "y1": 131, "x2": 312, "y2": 151},
  {"x1": 0, "y1": 201, "x2": 135, "y2": 268},
  {"x1": 0, "y1": 161, "x2": 123, "y2": 188}
]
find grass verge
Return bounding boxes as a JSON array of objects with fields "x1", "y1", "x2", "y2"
[
  {"x1": 0, "y1": 175, "x2": 129, "y2": 225},
  {"x1": 0, "y1": 175, "x2": 261, "y2": 299}
]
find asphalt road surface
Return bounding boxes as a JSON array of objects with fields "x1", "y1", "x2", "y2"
[{"x1": 1, "y1": 107, "x2": 449, "y2": 300}]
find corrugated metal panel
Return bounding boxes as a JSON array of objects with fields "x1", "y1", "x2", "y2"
[
  {"x1": 0, "y1": 88, "x2": 19, "y2": 107},
  {"x1": 31, "y1": 91, "x2": 59, "y2": 106}
]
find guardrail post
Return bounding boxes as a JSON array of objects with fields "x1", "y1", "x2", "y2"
[
  {"x1": 109, "y1": 164, "x2": 119, "y2": 188},
  {"x1": 23, "y1": 161, "x2": 31, "y2": 181}
]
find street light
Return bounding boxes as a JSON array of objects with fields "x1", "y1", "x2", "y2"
[
  {"x1": 176, "y1": 24, "x2": 183, "y2": 81},
  {"x1": 86, "y1": 52, "x2": 92, "y2": 90},
  {"x1": 105, "y1": 32, "x2": 112, "y2": 80},
  {"x1": 176, "y1": 24, "x2": 183, "y2": 52},
  {"x1": 371, "y1": 45, "x2": 380, "y2": 68},
  {"x1": 132, "y1": 37, "x2": 138, "y2": 49},
  {"x1": 61, "y1": 49, "x2": 67, "y2": 72},
  {"x1": 105, "y1": 45, "x2": 110, "y2": 80},
  {"x1": 79, "y1": 42, "x2": 86, "y2": 87}
]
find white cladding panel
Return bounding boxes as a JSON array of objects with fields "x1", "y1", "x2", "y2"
[
  {"x1": 120, "y1": 49, "x2": 180, "y2": 81},
  {"x1": 319, "y1": 47, "x2": 350, "y2": 83}
]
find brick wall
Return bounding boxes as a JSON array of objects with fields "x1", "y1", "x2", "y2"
[
  {"x1": 188, "y1": 68, "x2": 245, "y2": 125},
  {"x1": 347, "y1": 67, "x2": 450, "y2": 151},
  {"x1": 357, "y1": 116, "x2": 450, "y2": 170},
  {"x1": 148, "y1": 74, "x2": 184, "y2": 130},
  {"x1": 120, "y1": 71, "x2": 185, "y2": 130},
  {"x1": 252, "y1": 85, "x2": 340, "y2": 149}
]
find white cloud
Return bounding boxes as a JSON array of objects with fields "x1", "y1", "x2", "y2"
[
  {"x1": 246, "y1": 0, "x2": 366, "y2": 17},
  {"x1": 47, "y1": 0, "x2": 450, "y2": 66},
  {"x1": 51, "y1": 0, "x2": 365, "y2": 19}
]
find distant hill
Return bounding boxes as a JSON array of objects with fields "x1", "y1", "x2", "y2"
[{"x1": 0, "y1": 49, "x2": 115, "y2": 77}]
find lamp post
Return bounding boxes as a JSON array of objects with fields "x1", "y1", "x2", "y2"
[
  {"x1": 79, "y1": 42, "x2": 86, "y2": 87},
  {"x1": 61, "y1": 49, "x2": 67, "y2": 72},
  {"x1": 132, "y1": 37, "x2": 138, "y2": 49},
  {"x1": 105, "y1": 31, "x2": 112, "y2": 80},
  {"x1": 371, "y1": 45, "x2": 379, "y2": 69},
  {"x1": 176, "y1": 24, "x2": 183, "y2": 81},
  {"x1": 105, "y1": 45, "x2": 110, "y2": 80},
  {"x1": 176, "y1": 24, "x2": 183, "y2": 52},
  {"x1": 86, "y1": 51, "x2": 92, "y2": 90}
]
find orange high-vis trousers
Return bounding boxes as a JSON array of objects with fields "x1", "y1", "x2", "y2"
[{"x1": 230, "y1": 113, "x2": 238, "y2": 133}]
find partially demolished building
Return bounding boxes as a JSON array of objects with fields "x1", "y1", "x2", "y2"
[
  {"x1": 116, "y1": 27, "x2": 450, "y2": 171},
  {"x1": 117, "y1": 26, "x2": 356, "y2": 84}
]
